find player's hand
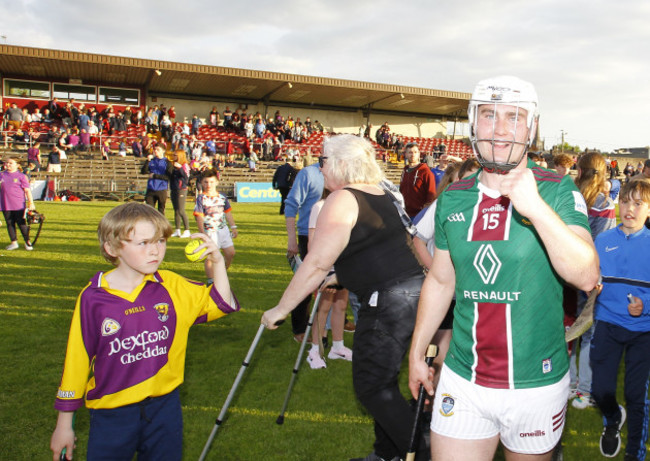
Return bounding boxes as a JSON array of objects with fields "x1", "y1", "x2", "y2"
[
  {"x1": 50, "y1": 427, "x2": 75, "y2": 461},
  {"x1": 628, "y1": 295, "x2": 643, "y2": 317},
  {"x1": 498, "y1": 167, "x2": 543, "y2": 219},
  {"x1": 230, "y1": 228, "x2": 238, "y2": 239},
  {"x1": 409, "y1": 357, "x2": 435, "y2": 402},
  {"x1": 261, "y1": 306, "x2": 288, "y2": 330},
  {"x1": 287, "y1": 240, "x2": 299, "y2": 258},
  {"x1": 190, "y1": 232, "x2": 224, "y2": 263}
]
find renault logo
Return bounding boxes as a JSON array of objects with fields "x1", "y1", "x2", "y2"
[{"x1": 473, "y1": 244, "x2": 501, "y2": 284}]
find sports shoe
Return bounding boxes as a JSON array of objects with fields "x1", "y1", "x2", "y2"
[
  {"x1": 600, "y1": 405, "x2": 626, "y2": 457},
  {"x1": 5, "y1": 242, "x2": 19, "y2": 250},
  {"x1": 572, "y1": 391, "x2": 595, "y2": 409},
  {"x1": 180, "y1": 230, "x2": 191, "y2": 238},
  {"x1": 328, "y1": 346, "x2": 353, "y2": 361},
  {"x1": 344, "y1": 321, "x2": 356, "y2": 332},
  {"x1": 307, "y1": 348, "x2": 326, "y2": 369},
  {"x1": 171, "y1": 229, "x2": 181, "y2": 237},
  {"x1": 24, "y1": 242, "x2": 33, "y2": 251}
]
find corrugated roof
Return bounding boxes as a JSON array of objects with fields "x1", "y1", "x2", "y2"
[{"x1": 0, "y1": 45, "x2": 470, "y2": 117}]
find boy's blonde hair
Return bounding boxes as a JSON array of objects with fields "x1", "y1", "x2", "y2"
[
  {"x1": 620, "y1": 179, "x2": 650, "y2": 204},
  {"x1": 98, "y1": 202, "x2": 172, "y2": 265}
]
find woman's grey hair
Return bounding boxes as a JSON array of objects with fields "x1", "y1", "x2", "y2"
[{"x1": 322, "y1": 134, "x2": 384, "y2": 185}]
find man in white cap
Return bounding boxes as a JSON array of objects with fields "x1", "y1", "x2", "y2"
[{"x1": 409, "y1": 76, "x2": 599, "y2": 461}]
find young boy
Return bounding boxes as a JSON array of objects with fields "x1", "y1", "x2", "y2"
[
  {"x1": 50, "y1": 202, "x2": 239, "y2": 461},
  {"x1": 194, "y1": 169, "x2": 237, "y2": 277},
  {"x1": 590, "y1": 180, "x2": 650, "y2": 460}
]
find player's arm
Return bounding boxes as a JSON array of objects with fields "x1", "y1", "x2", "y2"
[
  {"x1": 499, "y1": 168, "x2": 599, "y2": 291},
  {"x1": 24, "y1": 186, "x2": 35, "y2": 210},
  {"x1": 194, "y1": 214, "x2": 206, "y2": 233},
  {"x1": 225, "y1": 210, "x2": 237, "y2": 238},
  {"x1": 424, "y1": 169, "x2": 437, "y2": 206},
  {"x1": 409, "y1": 247, "x2": 455, "y2": 399},
  {"x1": 413, "y1": 237, "x2": 433, "y2": 269},
  {"x1": 283, "y1": 173, "x2": 304, "y2": 257},
  {"x1": 263, "y1": 190, "x2": 356, "y2": 327}
]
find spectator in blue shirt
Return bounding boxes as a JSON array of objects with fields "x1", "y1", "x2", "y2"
[{"x1": 284, "y1": 161, "x2": 324, "y2": 341}]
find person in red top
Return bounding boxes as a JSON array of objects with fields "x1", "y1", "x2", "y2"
[{"x1": 399, "y1": 142, "x2": 437, "y2": 217}]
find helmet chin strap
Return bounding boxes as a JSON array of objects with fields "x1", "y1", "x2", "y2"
[{"x1": 475, "y1": 139, "x2": 528, "y2": 174}]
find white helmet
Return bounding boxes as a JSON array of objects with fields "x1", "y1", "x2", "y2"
[{"x1": 467, "y1": 75, "x2": 539, "y2": 173}]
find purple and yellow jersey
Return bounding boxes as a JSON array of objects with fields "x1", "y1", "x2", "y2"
[
  {"x1": 55, "y1": 270, "x2": 239, "y2": 411},
  {"x1": 435, "y1": 161, "x2": 590, "y2": 389}
]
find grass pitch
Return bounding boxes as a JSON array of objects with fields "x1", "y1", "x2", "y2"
[{"x1": 0, "y1": 201, "x2": 626, "y2": 460}]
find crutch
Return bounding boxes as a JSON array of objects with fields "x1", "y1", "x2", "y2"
[
  {"x1": 406, "y1": 344, "x2": 439, "y2": 461},
  {"x1": 198, "y1": 323, "x2": 266, "y2": 461},
  {"x1": 276, "y1": 290, "x2": 323, "y2": 425}
]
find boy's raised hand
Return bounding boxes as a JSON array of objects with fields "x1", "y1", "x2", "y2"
[{"x1": 190, "y1": 233, "x2": 224, "y2": 263}]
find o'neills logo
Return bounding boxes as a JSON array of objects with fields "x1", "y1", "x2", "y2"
[
  {"x1": 520, "y1": 430, "x2": 546, "y2": 437},
  {"x1": 108, "y1": 326, "x2": 169, "y2": 365},
  {"x1": 482, "y1": 204, "x2": 506, "y2": 214}
]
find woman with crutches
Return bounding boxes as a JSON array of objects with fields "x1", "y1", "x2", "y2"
[{"x1": 263, "y1": 134, "x2": 428, "y2": 461}]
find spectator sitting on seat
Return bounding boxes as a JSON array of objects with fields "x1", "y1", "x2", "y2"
[
  {"x1": 131, "y1": 137, "x2": 143, "y2": 158},
  {"x1": 21, "y1": 108, "x2": 32, "y2": 123},
  {"x1": 67, "y1": 129, "x2": 80, "y2": 152},
  {"x1": 160, "y1": 115, "x2": 173, "y2": 141},
  {"x1": 632, "y1": 159, "x2": 650, "y2": 181},
  {"x1": 42, "y1": 108, "x2": 54, "y2": 124},
  {"x1": 118, "y1": 139, "x2": 127, "y2": 157}
]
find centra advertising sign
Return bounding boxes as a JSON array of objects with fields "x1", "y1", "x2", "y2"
[{"x1": 235, "y1": 182, "x2": 281, "y2": 203}]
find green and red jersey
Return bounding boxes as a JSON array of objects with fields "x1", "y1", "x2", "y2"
[{"x1": 434, "y1": 161, "x2": 589, "y2": 389}]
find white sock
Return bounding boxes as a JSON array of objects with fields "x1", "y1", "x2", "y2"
[
  {"x1": 310, "y1": 343, "x2": 319, "y2": 353},
  {"x1": 332, "y1": 340, "x2": 344, "y2": 351}
]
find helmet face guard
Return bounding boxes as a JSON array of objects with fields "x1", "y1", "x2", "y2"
[{"x1": 468, "y1": 76, "x2": 539, "y2": 174}]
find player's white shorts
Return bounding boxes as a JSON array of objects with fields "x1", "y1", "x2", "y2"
[
  {"x1": 207, "y1": 227, "x2": 233, "y2": 249},
  {"x1": 431, "y1": 363, "x2": 569, "y2": 454}
]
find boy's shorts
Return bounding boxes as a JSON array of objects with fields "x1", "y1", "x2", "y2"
[
  {"x1": 87, "y1": 389, "x2": 182, "y2": 460},
  {"x1": 207, "y1": 227, "x2": 233, "y2": 249},
  {"x1": 431, "y1": 364, "x2": 569, "y2": 454}
]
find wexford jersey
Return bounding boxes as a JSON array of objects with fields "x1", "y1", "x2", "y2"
[
  {"x1": 435, "y1": 161, "x2": 590, "y2": 389},
  {"x1": 55, "y1": 270, "x2": 239, "y2": 411},
  {"x1": 194, "y1": 193, "x2": 231, "y2": 232}
]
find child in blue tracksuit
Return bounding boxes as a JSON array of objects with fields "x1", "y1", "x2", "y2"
[{"x1": 591, "y1": 179, "x2": 650, "y2": 460}]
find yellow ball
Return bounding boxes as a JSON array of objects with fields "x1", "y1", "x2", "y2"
[{"x1": 185, "y1": 239, "x2": 207, "y2": 262}]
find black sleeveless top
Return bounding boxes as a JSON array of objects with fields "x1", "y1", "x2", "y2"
[{"x1": 334, "y1": 188, "x2": 422, "y2": 298}]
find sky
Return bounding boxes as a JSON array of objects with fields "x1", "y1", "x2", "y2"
[{"x1": 2, "y1": 0, "x2": 649, "y2": 152}]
